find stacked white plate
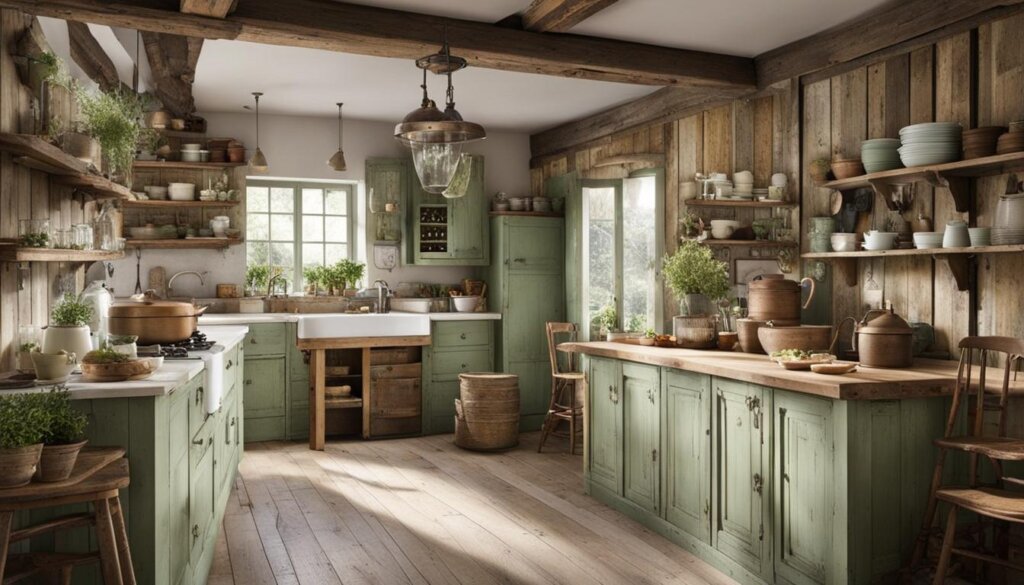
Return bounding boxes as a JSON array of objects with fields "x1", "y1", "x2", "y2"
[
  {"x1": 861, "y1": 138, "x2": 903, "y2": 173},
  {"x1": 898, "y1": 122, "x2": 962, "y2": 167}
]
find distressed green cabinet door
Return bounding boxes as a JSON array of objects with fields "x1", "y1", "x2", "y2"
[
  {"x1": 448, "y1": 156, "x2": 487, "y2": 264},
  {"x1": 623, "y1": 363, "x2": 660, "y2": 514},
  {"x1": 242, "y1": 357, "x2": 286, "y2": 419},
  {"x1": 506, "y1": 219, "x2": 565, "y2": 273},
  {"x1": 588, "y1": 357, "x2": 622, "y2": 495},
  {"x1": 189, "y1": 430, "x2": 215, "y2": 565},
  {"x1": 774, "y1": 391, "x2": 833, "y2": 585},
  {"x1": 713, "y1": 379, "x2": 770, "y2": 577},
  {"x1": 366, "y1": 158, "x2": 409, "y2": 243},
  {"x1": 506, "y1": 271, "x2": 564, "y2": 418},
  {"x1": 662, "y1": 369, "x2": 711, "y2": 542}
]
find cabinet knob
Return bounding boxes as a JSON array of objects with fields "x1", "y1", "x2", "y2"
[
  {"x1": 245, "y1": 379, "x2": 253, "y2": 385},
  {"x1": 461, "y1": 364, "x2": 467, "y2": 370},
  {"x1": 226, "y1": 360, "x2": 233, "y2": 370},
  {"x1": 192, "y1": 525, "x2": 199, "y2": 540},
  {"x1": 249, "y1": 338, "x2": 258, "y2": 344},
  {"x1": 460, "y1": 333, "x2": 467, "y2": 340}
]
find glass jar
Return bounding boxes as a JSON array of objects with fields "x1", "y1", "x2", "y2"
[
  {"x1": 18, "y1": 218, "x2": 50, "y2": 248},
  {"x1": 52, "y1": 228, "x2": 73, "y2": 249},
  {"x1": 72, "y1": 223, "x2": 94, "y2": 250},
  {"x1": 92, "y1": 201, "x2": 117, "y2": 250}
]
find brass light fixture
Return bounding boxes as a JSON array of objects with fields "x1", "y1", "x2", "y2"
[
  {"x1": 395, "y1": 31, "x2": 485, "y2": 194},
  {"x1": 328, "y1": 102, "x2": 347, "y2": 171},
  {"x1": 249, "y1": 91, "x2": 268, "y2": 173}
]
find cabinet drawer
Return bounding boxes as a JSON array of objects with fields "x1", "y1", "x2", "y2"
[
  {"x1": 430, "y1": 349, "x2": 493, "y2": 380},
  {"x1": 244, "y1": 323, "x2": 287, "y2": 356},
  {"x1": 433, "y1": 321, "x2": 492, "y2": 348},
  {"x1": 370, "y1": 363, "x2": 422, "y2": 380},
  {"x1": 370, "y1": 346, "x2": 421, "y2": 365}
]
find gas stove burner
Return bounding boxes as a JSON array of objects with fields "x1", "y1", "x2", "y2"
[{"x1": 158, "y1": 331, "x2": 216, "y2": 358}]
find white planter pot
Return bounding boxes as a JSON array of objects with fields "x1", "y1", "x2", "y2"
[{"x1": 42, "y1": 326, "x2": 92, "y2": 364}]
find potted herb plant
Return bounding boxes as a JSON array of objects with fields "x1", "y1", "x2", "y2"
[
  {"x1": 593, "y1": 305, "x2": 617, "y2": 341},
  {"x1": 245, "y1": 265, "x2": 270, "y2": 297},
  {"x1": 42, "y1": 293, "x2": 93, "y2": 361},
  {"x1": 34, "y1": 388, "x2": 88, "y2": 482},
  {"x1": 341, "y1": 260, "x2": 366, "y2": 295},
  {"x1": 0, "y1": 393, "x2": 50, "y2": 487},
  {"x1": 639, "y1": 328, "x2": 657, "y2": 346},
  {"x1": 303, "y1": 265, "x2": 321, "y2": 295},
  {"x1": 663, "y1": 241, "x2": 730, "y2": 316},
  {"x1": 76, "y1": 88, "x2": 145, "y2": 185},
  {"x1": 18, "y1": 340, "x2": 39, "y2": 374}
]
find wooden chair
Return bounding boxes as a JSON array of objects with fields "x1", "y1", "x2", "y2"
[
  {"x1": 906, "y1": 336, "x2": 1024, "y2": 584},
  {"x1": 0, "y1": 448, "x2": 135, "y2": 585},
  {"x1": 538, "y1": 322, "x2": 586, "y2": 454}
]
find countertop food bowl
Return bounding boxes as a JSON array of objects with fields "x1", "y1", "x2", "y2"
[
  {"x1": 390, "y1": 298, "x2": 433, "y2": 313},
  {"x1": 452, "y1": 296, "x2": 480, "y2": 312},
  {"x1": 757, "y1": 325, "x2": 834, "y2": 355}
]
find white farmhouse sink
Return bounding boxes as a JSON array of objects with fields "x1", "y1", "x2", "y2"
[{"x1": 297, "y1": 313, "x2": 430, "y2": 339}]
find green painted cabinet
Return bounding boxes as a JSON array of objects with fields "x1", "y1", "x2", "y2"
[
  {"x1": 487, "y1": 216, "x2": 566, "y2": 430},
  {"x1": 622, "y1": 363, "x2": 660, "y2": 514},
  {"x1": 773, "y1": 392, "x2": 833, "y2": 585},
  {"x1": 365, "y1": 157, "x2": 410, "y2": 255},
  {"x1": 240, "y1": 323, "x2": 308, "y2": 442},
  {"x1": 408, "y1": 155, "x2": 488, "y2": 266},
  {"x1": 421, "y1": 320, "x2": 495, "y2": 435},
  {"x1": 587, "y1": 357, "x2": 622, "y2": 495},
  {"x1": 713, "y1": 379, "x2": 771, "y2": 578},
  {"x1": 662, "y1": 369, "x2": 712, "y2": 542}
]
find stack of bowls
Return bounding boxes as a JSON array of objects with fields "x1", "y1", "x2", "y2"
[
  {"x1": 993, "y1": 193, "x2": 1024, "y2": 244},
  {"x1": 861, "y1": 138, "x2": 902, "y2": 173},
  {"x1": 830, "y1": 233, "x2": 858, "y2": 252},
  {"x1": 180, "y1": 143, "x2": 210, "y2": 163},
  {"x1": 831, "y1": 157, "x2": 864, "y2": 179},
  {"x1": 732, "y1": 171, "x2": 754, "y2": 199},
  {"x1": 898, "y1": 122, "x2": 962, "y2": 167},
  {"x1": 913, "y1": 232, "x2": 944, "y2": 249},
  {"x1": 996, "y1": 130, "x2": 1024, "y2": 155},
  {"x1": 963, "y1": 127, "x2": 1006, "y2": 159},
  {"x1": 942, "y1": 221, "x2": 970, "y2": 248},
  {"x1": 968, "y1": 227, "x2": 991, "y2": 247}
]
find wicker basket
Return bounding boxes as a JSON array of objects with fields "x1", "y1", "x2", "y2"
[
  {"x1": 454, "y1": 373, "x2": 520, "y2": 451},
  {"x1": 673, "y1": 315, "x2": 718, "y2": 349}
]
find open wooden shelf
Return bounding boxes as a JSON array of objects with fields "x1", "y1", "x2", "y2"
[
  {"x1": 0, "y1": 245, "x2": 124, "y2": 263},
  {"x1": 685, "y1": 199, "x2": 797, "y2": 208},
  {"x1": 819, "y1": 150, "x2": 1024, "y2": 212},
  {"x1": 133, "y1": 160, "x2": 247, "y2": 171},
  {"x1": 126, "y1": 238, "x2": 240, "y2": 250},
  {"x1": 325, "y1": 397, "x2": 362, "y2": 409},
  {"x1": 0, "y1": 133, "x2": 134, "y2": 200},
  {"x1": 801, "y1": 244, "x2": 1024, "y2": 292},
  {"x1": 122, "y1": 199, "x2": 240, "y2": 208},
  {"x1": 702, "y1": 239, "x2": 798, "y2": 247}
]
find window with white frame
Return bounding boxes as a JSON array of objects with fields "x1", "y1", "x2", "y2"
[{"x1": 245, "y1": 180, "x2": 357, "y2": 292}]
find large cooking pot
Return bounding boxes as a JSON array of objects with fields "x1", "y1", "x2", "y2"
[
  {"x1": 850, "y1": 308, "x2": 914, "y2": 368},
  {"x1": 747, "y1": 275, "x2": 816, "y2": 322},
  {"x1": 109, "y1": 291, "x2": 207, "y2": 344}
]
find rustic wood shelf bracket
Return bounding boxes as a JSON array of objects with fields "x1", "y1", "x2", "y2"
[
  {"x1": 834, "y1": 257, "x2": 858, "y2": 287},
  {"x1": 935, "y1": 253, "x2": 972, "y2": 292},
  {"x1": 924, "y1": 171, "x2": 970, "y2": 213}
]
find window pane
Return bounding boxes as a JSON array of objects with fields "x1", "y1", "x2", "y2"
[
  {"x1": 247, "y1": 241, "x2": 270, "y2": 265},
  {"x1": 247, "y1": 187, "x2": 269, "y2": 212},
  {"x1": 270, "y1": 242, "x2": 293, "y2": 268},
  {"x1": 622, "y1": 176, "x2": 657, "y2": 333},
  {"x1": 301, "y1": 243, "x2": 323, "y2": 267},
  {"x1": 270, "y1": 214, "x2": 293, "y2": 241},
  {"x1": 247, "y1": 214, "x2": 269, "y2": 240},
  {"x1": 325, "y1": 190, "x2": 347, "y2": 215},
  {"x1": 302, "y1": 215, "x2": 324, "y2": 242},
  {"x1": 270, "y1": 187, "x2": 294, "y2": 212},
  {"x1": 302, "y1": 189, "x2": 323, "y2": 214},
  {"x1": 324, "y1": 216, "x2": 347, "y2": 243},
  {"x1": 586, "y1": 187, "x2": 616, "y2": 339},
  {"x1": 325, "y1": 243, "x2": 347, "y2": 265}
]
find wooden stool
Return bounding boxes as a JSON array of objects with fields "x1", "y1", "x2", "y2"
[
  {"x1": 538, "y1": 322, "x2": 586, "y2": 454},
  {"x1": 0, "y1": 448, "x2": 135, "y2": 585}
]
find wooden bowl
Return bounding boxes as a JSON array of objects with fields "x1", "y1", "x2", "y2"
[
  {"x1": 810, "y1": 362, "x2": 859, "y2": 375},
  {"x1": 831, "y1": 160, "x2": 865, "y2": 179},
  {"x1": 758, "y1": 325, "x2": 834, "y2": 355},
  {"x1": 80, "y1": 359, "x2": 153, "y2": 382}
]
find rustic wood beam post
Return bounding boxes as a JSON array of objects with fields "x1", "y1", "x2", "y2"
[{"x1": 521, "y1": 0, "x2": 619, "y2": 32}]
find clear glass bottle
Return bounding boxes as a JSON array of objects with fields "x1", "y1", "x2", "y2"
[
  {"x1": 73, "y1": 223, "x2": 94, "y2": 250},
  {"x1": 92, "y1": 201, "x2": 117, "y2": 250}
]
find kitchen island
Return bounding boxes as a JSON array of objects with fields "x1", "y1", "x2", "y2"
[
  {"x1": 12, "y1": 325, "x2": 247, "y2": 585},
  {"x1": 562, "y1": 342, "x2": 996, "y2": 585}
]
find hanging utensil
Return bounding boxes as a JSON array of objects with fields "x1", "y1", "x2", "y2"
[{"x1": 134, "y1": 247, "x2": 143, "y2": 295}]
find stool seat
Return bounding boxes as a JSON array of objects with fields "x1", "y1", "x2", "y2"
[
  {"x1": 553, "y1": 372, "x2": 586, "y2": 381},
  {"x1": 539, "y1": 323, "x2": 586, "y2": 454}
]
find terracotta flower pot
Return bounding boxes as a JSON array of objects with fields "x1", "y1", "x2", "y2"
[
  {"x1": 0, "y1": 444, "x2": 43, "y2": 488},
  {"x1": 35, "y1": 440, "x2": 88, "y2": 482}
]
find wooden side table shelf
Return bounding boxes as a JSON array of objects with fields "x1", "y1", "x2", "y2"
[{"x1": 0, "y1": 447, "x2": 134, "y2": 585}]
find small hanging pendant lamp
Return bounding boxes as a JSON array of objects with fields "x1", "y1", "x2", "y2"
[
  {"x1": 328, "y1": 102, "x2": 347, "y2": 171},
  {"x1": 249, "y1": 91, "x2": 268, "y2": 173}
]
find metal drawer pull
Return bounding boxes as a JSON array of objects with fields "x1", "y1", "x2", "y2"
[
  {"x1": 192, "y1": 525, "x2": 199, "y2": 541},
  {"x1": 195, "y1": 386, "x2": 204, "y2": 405},
  {"x1": 753, "y1": 473, "x2": 763, "y2": 494},
  {"x1": 512, "y1": 257, "x2": 525, "y2": 263},
  {"x1": 249, "y1": 338, "x2": 258, "y2": 344},
  {"x1": 192, "y1": 438, "x2": 204, "y2": 446},
  {"x1": 226, "y1": 360, "x2": 233, "y2": 370}
]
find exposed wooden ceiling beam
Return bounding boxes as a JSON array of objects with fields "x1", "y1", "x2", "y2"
[
  {"x1": 141, "y1": 31, "x2": 202, "y2": 116},
  {"x1": 66, "y1": 20, "x2": 130, "y2": 92},
  {"x1": 180, "y1": 0, "x2": 236, "y2": 19},
  {"x1": 0, "y1": 0, "x2": 756, "y2": 88},
  {"x1": 521, "y1": 0, "x2": 619, "y2": 33},
  {"x1": 755, "y1": 0, "x2": 1024, "y2": 87}
]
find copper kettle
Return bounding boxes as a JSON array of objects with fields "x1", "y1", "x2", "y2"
[{"x1": 846, "y1": 307, "x2": 914, "y2": 368}]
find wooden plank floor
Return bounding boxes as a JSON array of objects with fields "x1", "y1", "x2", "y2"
[{"x1": 209, "y1": 432, "x2": 741, "y2": 585}]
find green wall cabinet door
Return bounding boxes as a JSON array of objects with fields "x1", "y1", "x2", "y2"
[
  {"x1": 366, "y1": 157, "x2": 409, "y2": 252},
  {"x1": 774, "y1": 392, "x2": 833, "y2": 585},
  {"x1": 662, "y1": 369, "x2": 712, "y2": 543},
  {"x1": 408, "y1": 155, "x2": 488, "y2": 266},
  {"x1": 587, "y1": 357, "x2": 622, "y2": 495},
  {"x1": 713, "y1": 379, "x2": 771, "y2": 578},
  {"x1": 422, "y1": 320, "x2": 495, "y2": 435},
  {"x1": 242, "y1": 357, "x2": 287, "y2": 441},
  {"x1": 622, "y1": 363, "x2": 660, "y2": 514}
]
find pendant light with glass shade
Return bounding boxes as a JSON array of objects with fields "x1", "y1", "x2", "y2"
[
  {"x1": 249, "y1": 91, "x2": 268, "y2": 173},
  {"x1": 394, "y1": 32, "x2": 485, "y2": 194},
  {"x1": 328, "y1": 102, "x2": 347, "y2": 171}
]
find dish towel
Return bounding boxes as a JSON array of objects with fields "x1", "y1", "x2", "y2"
[{"x1": 201, "y1": 348, "x2": 224, "y2": 415}]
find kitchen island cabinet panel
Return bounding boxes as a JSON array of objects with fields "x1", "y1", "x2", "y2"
[
  {"x1": 244, "y1": 323, "x2": 287, "y2": 356},
  {"x1": 662, "y1": 369, "x2": 711, "y2": 543},
  {"x1": 242, "y1": 357, "x2": 286, "y2": 420},
  {"x1": 623, "y1": 363, "x2": 661, "y2": 514},
  {"x1": 587, "y1": 357, "x2": 623, "y2": 495}
]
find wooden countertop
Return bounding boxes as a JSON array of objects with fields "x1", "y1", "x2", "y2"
[{"x1": 561, "y1": 342, "x2": 1023, "y2": 401}]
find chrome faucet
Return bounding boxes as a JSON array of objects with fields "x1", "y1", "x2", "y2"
[
  {"x1": 267, "y1": 273, "x2": 287, "y2": 298},
  {"x1": 374, "y1": 279, "x2": 392, "y2": 313},
  {"x1": 167, "y1": 271, "x2": 206, "y2": 298}
]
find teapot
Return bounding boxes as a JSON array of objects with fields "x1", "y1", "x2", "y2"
[{"x1": 842, "y1": 307, "x2": 914, "y2": 368}]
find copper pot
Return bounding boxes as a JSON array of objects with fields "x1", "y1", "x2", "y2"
[
  {"x1": 747, "y1": 275, "x2": 816, "y2": 322},
  {"x1": 109, "y1": 293, "x2": 206, "y2": 344},
  {"x1": 849, "y1": 308, "x2": 914, "y2": 368}
]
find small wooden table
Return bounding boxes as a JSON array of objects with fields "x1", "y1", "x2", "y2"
[{"x1": 0, "y1": 447, "x2": 134, "y2": 585}]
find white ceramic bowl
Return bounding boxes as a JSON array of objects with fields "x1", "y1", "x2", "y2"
[
  {"x1": 129, "y1": 226, "x2": 161, "y2": 240},
  {"x1": 709, "y1": 220, "x2": 741, "y2": 229},
  {"x1": 181, "y1": 143, "x2": 202, "y2": 151},
  {"x1": 452, "y1": 296, "x2": 480, "y2": 312},
  {"x1": 168, "y1": 183, "x2": 195, "y2": 201},
  {"x1": 863, "y1": 231, "x2": 898, "y2": 250},
  {"x1": 943, "y1": 222, "x2": 970, "y2": 248},
  {"x1": 968, "y1": 227, "x2": 991, "y2": 247},
  {"x1": 143, "y1": 185, "x2": 168, "y2": 200},
  {"x1": 830, "y1": 233, "x2": 858, "y2": 252},
  {"x1": 733, "y1": 170, "x2": 753, "y2": 184},
  {"x1": 181, "y1": 150, "x2": 202, "y2": 162},
  {"x1": 771, "y1": 173, "x2": 788, "y2": 187}
]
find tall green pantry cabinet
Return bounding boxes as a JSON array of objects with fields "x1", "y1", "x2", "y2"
[{"x1": 487, "y1": 215, "x2": 565, "y2": 430}]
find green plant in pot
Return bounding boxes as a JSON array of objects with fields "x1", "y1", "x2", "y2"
[
  {"x1": 34, "y1": 388, "x2": 89, "y2": 482},
  {"x1": 593, "y1": 305, "x2": 617, "y2": 341},
  {"x1": 17, "y1": 340, "x2": 39, "y2": 374},
  {"x1": 245, "y1": 264, "x2": 270, "y2": 296},
  {"x1": 76, "y1": 88, "x2": 145, "y2": 185},
  {"x1": 340, "y1": 260, "x2": 366, "y2": 293},
  {"x1": 663, "y1": 241, "x2": 730, "y2": 349},
  {"x1": 41, "y1": 293, "x2": 93, "y2": 365},
  {"x1": 303, "y1": 265, "x2": 323, "y2": 295},
  {"x1": 0, "y1": 393, "x2": 51, "y2": 487}
]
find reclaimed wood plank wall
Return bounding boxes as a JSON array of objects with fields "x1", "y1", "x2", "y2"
[
  {"x1": 532, "y1": 10, "x2": 1024, "y2": 363},
  {"x1": 0, "y1": 9, "x2": 89, "y2": 369}
]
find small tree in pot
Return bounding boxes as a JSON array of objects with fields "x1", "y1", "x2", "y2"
[
  {"x1": 662, "y1": 241, "x2": 731, "y2": 349},
  {"x1": 42, "y1": 293, "x2": 93, "y2": 362},
  {"x1": 34, "y1": 387, "x2": 89, "y2": 482},
  {"x1": 0, "y1": 393, "x2": 51, "y2": 487}
]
